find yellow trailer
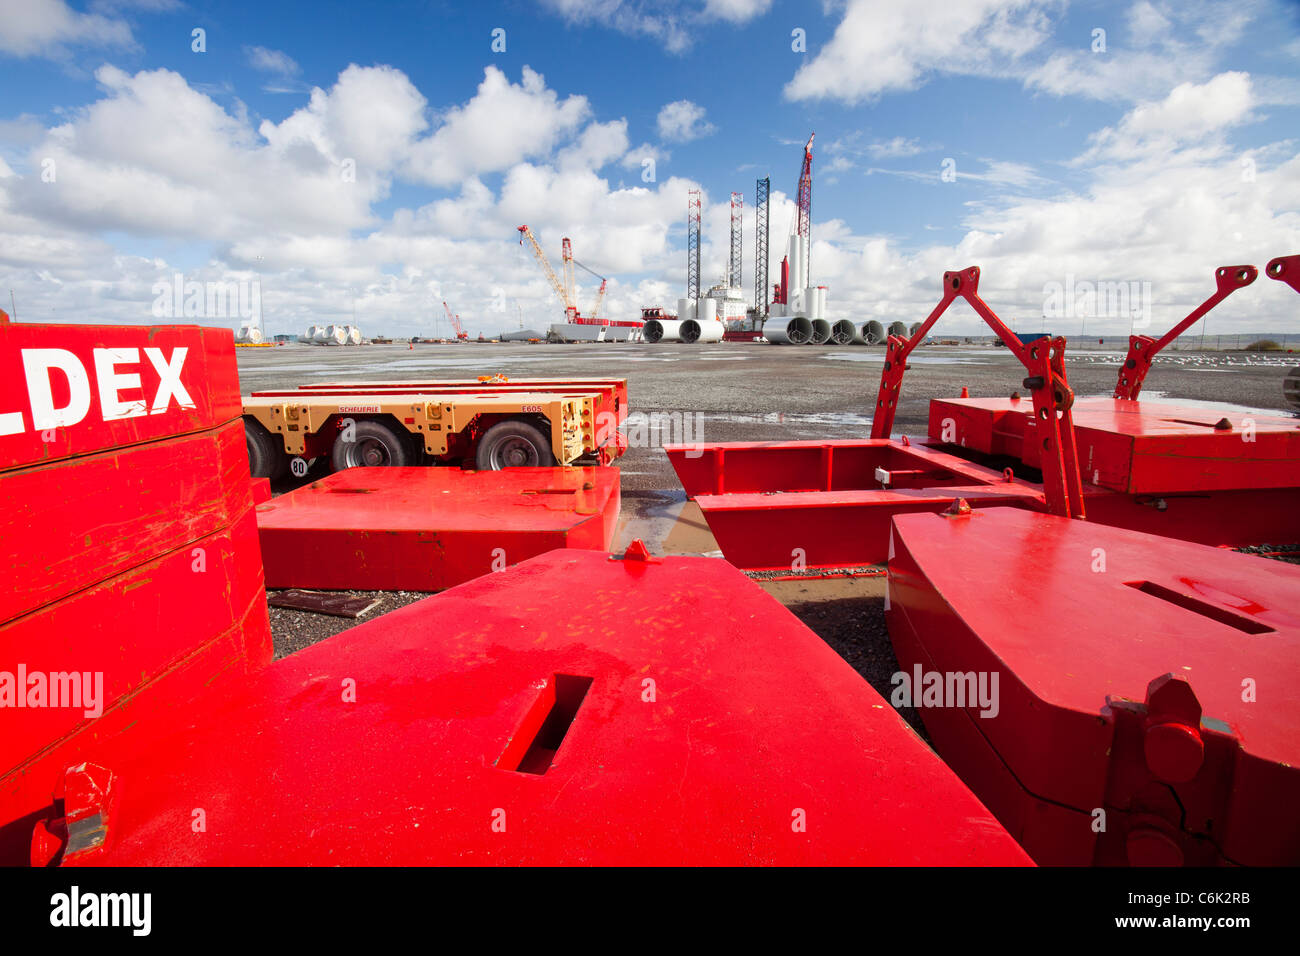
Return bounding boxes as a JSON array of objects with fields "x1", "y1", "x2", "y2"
[{"x1": 241, "y1": 389, "x2": 606, "y2": 480}]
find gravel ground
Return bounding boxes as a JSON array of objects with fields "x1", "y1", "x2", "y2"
[
  {"x1": 239, "y1": 341, "x2": 1298, "y2": 692},
  {"x1": 268, "y1": 589, "x2": 431, "y2": 659},
  {"x1": 781, "y1": 590, "x2": 926, "y2": 738}
]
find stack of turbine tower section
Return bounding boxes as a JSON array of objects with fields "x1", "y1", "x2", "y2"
[
  {"x1": 681, "y1": 297, "x2": 724, "y2": 343},
  {"x1": 763, "y1": 231, "x2": 826, "y2": 344},
  {"x1": 641, "y1": 306, "x2": 681, "y2": 343},
  {"x1": 305, "y1": 324, "x2": 364, "y2": 346},
  {"x1": 862, "y1": 320, "x2": 886, "y2": 345}
]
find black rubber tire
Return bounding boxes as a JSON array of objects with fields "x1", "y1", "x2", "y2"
[
  {"x1": 330, "y1": 419, "x2": 414, "y2": 471},
  {"x1": 244, "y1": 417, "x2": 289, "y2": 480},
  {"x1": 475, "y1": 420, "x2": 556, "y2": 470}
]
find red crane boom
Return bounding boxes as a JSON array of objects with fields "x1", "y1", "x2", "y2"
[{"x1": 442, "y1": 300, "x2": 468, "y2": 340}]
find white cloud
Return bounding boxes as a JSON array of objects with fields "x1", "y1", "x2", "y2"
[
  {"x1": 558, "y1": 119, "x2": 630, "y2": 172},
  {"x1": 245, "y1": 45, "x2": 300, "y2": 76},
  {"x1": 786, "y1": 0, "x2": 1274, "y2": 107},
  {"x1": 0, "y1": 61, "x2": 702, "y2": 334},
  {"x1": 656, "y1": 99, "x2": 714, "y2": 142},
  {"x1": 543, "y1": 0, "x2": 693, "y2": 54},
  {"x1": 1078, "y1": 72, "x2": 1255, "y2": 163},
  {"x1": 1127, "y1": 0, "x2": 1175, "y2": 46},
  {"x1": 798, "y1": 121, "x2": 1299, "y2": 337},
  {"x1": 620, "y1": 141, "x2": 669, "y2": 172},
  {"x1": 2, "y1": 53, "x2": 1296, "y2": 339},
  {"x1": 0, "y1": 0, "x2": 134, "y2": 58},
  {"x1": 541, "y1": 0, "x2": 769, "y2": 53},
  {"x1": 868, "y1": 136, "x2": 924, "y2": 159},
  {"x1": 406, "y1": 66, "x2": 590, "y2": 186},
  {"x1": 960, "y1": 160, "x2": 1049, "y2": 188},
  {"x1": 786, "y1": 0, "x2": 1058, "y2": 104},
  {"x1": 264, "y1": 63, "x2": 428, "y2": 175},
  {"x1": 702, "y1": 0, "x2": 772, "y2": 22}
]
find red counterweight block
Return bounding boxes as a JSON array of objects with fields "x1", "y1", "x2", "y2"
[
  {"x1": 255, "y1": 465, "x2": 621, "y2": 591},
  {"x1": 50, "y1": 549, "x2": 1032, "y2": 866},
  {"x1": 0, "y1": 322, "x2": 271, "y2": 867},
  {"x1": 886, "y1": 507, "x2": 1300, "y2": 866}
]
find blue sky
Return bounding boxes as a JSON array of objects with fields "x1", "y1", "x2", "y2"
[{"x1": 1, "y1": 0, "x2": 1298, "y2": 335}]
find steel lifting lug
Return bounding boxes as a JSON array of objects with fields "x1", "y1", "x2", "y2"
[
  {"x1": 30, "y1": 761, "x2": 117, "y2": 866},
  {"x1": 1141, "y1": 674, "x2": 1205, "y2": 784},
  {"x1": 612, "y1": 538, "x2": 661, "y2": 566}
]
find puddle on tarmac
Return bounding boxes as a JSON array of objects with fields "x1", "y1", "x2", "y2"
[
  {"x1": 702, "y1": 410, "x2": 874, "y2": 428},
  {"x1": 614, "y1": 489, "x2": 719, "y2": 556},
  {"x1": 821, "y1": 350, "x2": 996, "y2": 365}
]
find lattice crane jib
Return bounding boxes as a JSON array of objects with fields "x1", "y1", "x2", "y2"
[
  {"x1": 687, "y1": 190, "x2": 702, "y2": 301},
  {"x1": 755, "y1": 177, "x2": 770, "y2": 317}
]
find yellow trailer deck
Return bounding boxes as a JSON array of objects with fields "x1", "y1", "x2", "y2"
[{"x1": 242, "y1": 389, "x2": 610, "y2": 479}]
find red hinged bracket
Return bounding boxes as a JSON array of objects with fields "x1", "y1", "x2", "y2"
[
  {"x1": 1266, "y1": 254, "x2": 1300, "y2": 295},
  {"x1": 1114, "y1": 265, "x2": 1257, "y2": 399},
  {"x1": 871, "y1": 267, "x2": 1086, "y2": 518}
]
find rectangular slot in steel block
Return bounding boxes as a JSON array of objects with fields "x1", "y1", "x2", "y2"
[
  {"x1": 498, "y1": 674, "x2": 593, "y2": 775},
  {"x1": 1124, "y1": 580, "x2": 1274, "y2": 635}
]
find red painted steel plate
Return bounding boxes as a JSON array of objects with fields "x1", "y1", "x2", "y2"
[
  {"x1": 665, "y1": 438, "x2": 1005, "y2": 498},
  {"x1": 931, "y1": 396, "x2": 1300, "y2": 493},
  {"x1": 666, "y1": 438, "x2": 1041, "y2": 570},
  {"x1": 1081, "y1": 486, "x2": 1300, "y2": 549},
  {"x1": 0, "y1": 323, "x2": 239, "y2": 473},
  {"x1": 0, "y1": 594, "x2": 268, "y2": 866},
  {"x1": 887, "y1": 507, "x2": 1300, "y2": 865},
  {"x1": 695, "y1": 485, "x2": 1040, "y2": 571},
  {"x1": 56, "y1": 550, "x2": 1030, "y2": 865},
  {"x1": 0, "y1": 504, "x2": 270, "y2": 783},
  {"x1": 2, "y1": 420, "x2": 253, "y2": 624},
  {"x1": 928, "y1": 396, "x2": 1028, "y2": 458},
  {"x1": 256, "y1": 466, "x2": 620, "y2": 590}
]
